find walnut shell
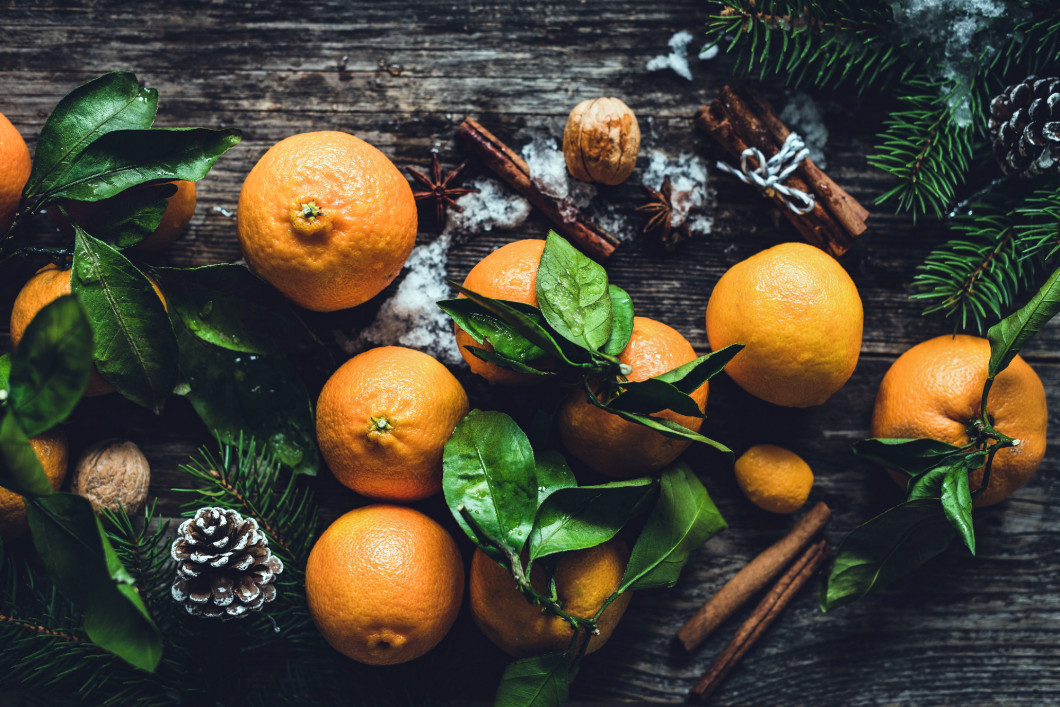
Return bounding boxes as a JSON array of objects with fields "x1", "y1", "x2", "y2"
[
  {"x1": 70, "y1": 439, "x2": 151, "y2": 514},
  {"x1": 563, "y1": 97, "x2": 641, "y2": 185}
]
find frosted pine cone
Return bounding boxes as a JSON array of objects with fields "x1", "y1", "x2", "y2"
[
  {"x1": 990, "y1": 76, "x2": 1060, "y2": 177},
  {"x1": 170, "y1": 507, "x2": 283, "y2": 619}
]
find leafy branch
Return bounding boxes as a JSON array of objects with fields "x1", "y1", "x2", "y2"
[
  {"x1": 442, "y1": 410, "x2": 726, "y2": 705},
  {"x1": 821, "y1": 262, "x2": 1060, "y2": 610}
]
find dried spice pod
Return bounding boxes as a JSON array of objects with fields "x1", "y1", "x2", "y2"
[
  {"x1": 70, "y1": 439, "x2": 150, "y2": 514},
  {"x1": 170, "y1": 506, "x2": 284, "y2": 620},
  {"x1": 563, "y1": 97, "x2": 641, "y2": 185}
]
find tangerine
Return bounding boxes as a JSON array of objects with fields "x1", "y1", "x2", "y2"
[{"x1": 0, "y1": 427, "x2": 68, "y2": 540}]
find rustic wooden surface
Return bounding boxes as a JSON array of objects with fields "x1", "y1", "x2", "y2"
[{"x1": 2, "y1": 1, "x2": 1059, "y2": 704}]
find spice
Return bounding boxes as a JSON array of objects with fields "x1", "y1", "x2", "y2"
[
  {"x1": 689, "y1": 539, "x2": 830, "y2": 702},
  {"x1": 676, "y1": 501, "x2": 831, "y2": 652},
  {"x1": 454, "y1": 117, "x2": 620, "y2": 260},
  {"x1": 695, "y1": 86, "x2": 868, "y2": 257},
  {"x1": 637, "y1": 176, "x2": 694, "y2": 251},
  {"x1": 406, "y1": 152, "x2": 478, "y2": 227}
]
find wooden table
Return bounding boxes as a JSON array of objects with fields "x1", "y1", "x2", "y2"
[{"x1": 2, "y1": 2, "x2": 1058, "y2": 704}]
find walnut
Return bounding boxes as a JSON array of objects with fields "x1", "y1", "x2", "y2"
[
  {"x1": 70, "y1": 439, "x2": 151, "y2": 514},
  {"x1": 563, "y1": 97, "x2": 641, "y2": 185}
]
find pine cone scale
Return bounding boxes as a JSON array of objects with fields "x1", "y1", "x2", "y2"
[{"x1": 991, "y1": 76, "x2": 1060, "y2": 177}]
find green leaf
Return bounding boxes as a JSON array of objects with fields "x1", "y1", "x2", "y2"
[
  {"x1": 81, "y1": 183, "x2": 176, "y2": 248},
  {"x1": 8, "y1": 295, "x2": 92, "y2": 437},
  {"x1": 905, "y1": 452, "x2": 986, "y2": 501},
  {"x1": 527, "y1": 478, "x2": 656, "y2": 564},
  {"x1": 819, "y1": 498, "x2": 956, "y2": 612},
  {"x1": 442, "y1": 410, "x2": 538, "y2": 559},
  {"x1": 156, "y1": 264, "x2": 322, "y2": 356},
  {"x1": 25, "y1": 72, "x2": 158, "y2": 200},
  {"x1": 449, "y1": 282, "x2": 595, "y2": 370},
  {"x1": 0, "y1": 353, "x2": 10, "y2": 392},
  {"x1": 584, "y1": 385, "x2": 732, "y2": 456},
  {"x1": 71, "y1": 226, "x2": 178, "y2": 412},
  {"x1": 536, "y1": 231, "x2": 613, "y2": 352},
  {"x1": 45, "y1": 128, "x2": 241, "y2": 202},
  {"x1": 27, "y1": 492, "x2": 162, "y2": 671},
  {"x1": 941, "y1": 462, "x2": 975, "y2": 555},
  {"x1": 465, "y1": 346, "x2": 555, "y2": 376},
  {"x1": 607, "y1": 378, "x2": 705, "y2": 418},
  {"x1": 987, "y1": 265, "x2": 1060, "y2": 378},
  {"x1": 495, "y1": 652, "x2": 571, "y2": 707},
  {"x1": 438, "y1": 298, "x2": 548, "y2": 364},
  {"x1": 534, "y1": 450, "x2": 578, "y2": 503},
  {"x1": 655, "y1": 344, "x2": 744, "y2": 395},
  {"x1": 601, "y1": 285, "x2": 634, "y2": 356},
  {"x1": 171, "y1": 316, "x2": 319, "y2": 477},
  {"x1": 0, "y1": 410, "x2": 53, "y2": 497},
  {"x1": 853, "y1": 438, "x2": 967, "y2": 477},
  {"x1": 618, "y1": 463, "x2": 727, "y2": 592}
]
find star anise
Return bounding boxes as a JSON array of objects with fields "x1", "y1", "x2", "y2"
[
  {"x1": 637, "y1": 176, "x2": 694, "y2": 252},
  {"x1": 406, "y1": 152, "x2": 478, "y2": 228}
]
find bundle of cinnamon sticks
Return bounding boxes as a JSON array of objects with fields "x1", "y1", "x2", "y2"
[
  {"x1": 680, "y1": 501, "x2": 832, "y2": 702},
  {"x1": 696, "y1": 87, "x2": 868, "y2": 258}
]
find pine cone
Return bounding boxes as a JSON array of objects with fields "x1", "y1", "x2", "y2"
[
  {"x1": 990, "y1": 76, "x2": 1060, "y2": 177},
  {"x1": 170, "y1": 507, "x2": 283, "y2": 619}
]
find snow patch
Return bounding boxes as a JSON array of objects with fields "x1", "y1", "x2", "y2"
[
  {"x1": 641, "y1": 150, "x2": 714, "y2": 237},
  {"x1": 445, "y1": 178, "x2": 531, "y2": 234},
  {"x1": 646, "y1": 30, "x2": 695, "y2": 81},
  {"x1": 780, "y1": 93, "x2": 829, "y2": 169}
]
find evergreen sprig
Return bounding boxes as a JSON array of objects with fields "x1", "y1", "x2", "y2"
[{"x1": 867, "y1": 77, "x2": 982, "y2": 219}]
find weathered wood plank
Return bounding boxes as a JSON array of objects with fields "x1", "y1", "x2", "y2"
[{"x1": 1, "y1": 0, "x2": 1058, "y2": 703}]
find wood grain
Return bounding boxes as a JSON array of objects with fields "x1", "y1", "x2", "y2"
[{"x1": 1, "y1": 1, "x2": 1058, "y2": 704}]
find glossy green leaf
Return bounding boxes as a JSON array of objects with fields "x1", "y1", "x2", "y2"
[
  {"x1": 528, "y1": 478, "x2": 656, "y2": 563},
  {"x1": 534, "y1": 450, "x2": 577, "y2": 504},
  {"x1": 46, "y1": 128, "x2": 241, "y2": 202},
  {"x1": 655, "y1": 344, "x2": 744, "y2": 394},
  {"x1": 495, "y1": 652, "x2": 571, "y2": 707},
  {"x1": 941, "y1": 461, "x2": 975, "y2": 555},
  {"x1": 465, "y1": 346, "x2": 554, "y2": 376},
  {"x1": 618, "y1": 463, "x2": 727, "y2": 592},
  {"x1": 819, "y1": 498, "x2": 956, "y2": 612},
  {"x1": 536, "y1": 231, "x2": 613, "y2": 352},
  {"x1": 0, "y1": 353, "x2": 10, "y2": 392},
  {"x1": 25, "y1": 72, "x2": 158, "y2": 199},
  {"x1": 8, "y1": 295, "x2": 92, "y2": 437},
  {"x1": 438, "y1": 298, "x2": 548, "y2": 363},
  {"x1": 853, "y1": 437, "x2": 967, "y2": 477},
  {"x1": 607, "y1": 378, "x2": 705, "y2": 418},
  {"x1": 601, "y1": 285, "x2": 634, "y2": 356},
  {"x1": 442, "y1": 410, "x2": 538, "y2": 560},
  {"x1": 987, "y1": 265, "x2": 1060, "y2": 378},
  {"x1": 172, "y1": 316, "x2": 318, "y2": 477},
  {"x1": 81, "y1": 182, "x2": 175, "y2": 248},
  {"x1": 156, "y1": 264, "x2": 322, "y2": 356},
  {"x1": 0, "y1": 410, "x2": 53, "y2": 497},
  {"x1": 584, "y1": 385, "x2": 732, "y2": 456},
  {"x1": 905, "y1": 452, "x2": 986, "y2": 501},
  {"x1": 449, "y1": 282, "x2": 594, "y2": 369},
  {"x1": 27, "y1": 492, "x2": 162, "y2": 671},
  {"x1": 71, "y1": 226, "x2": 178, "y2": 412}
]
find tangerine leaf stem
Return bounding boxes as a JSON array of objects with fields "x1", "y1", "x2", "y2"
[{"x1": 456, "y1": 504, "x2": 599, "y2": 635}]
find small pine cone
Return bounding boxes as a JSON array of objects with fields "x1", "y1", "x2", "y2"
[
  {"x1": 990, "y1": 76, "x2": 1060, "y2": 177},
  {"x1": 170, "y1": 507, "x2": 283, "y2": 620}
]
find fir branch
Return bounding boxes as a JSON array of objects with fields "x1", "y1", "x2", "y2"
[
  {"x1": 869, "y1": 77, "x2": 980, "y2": 219},
  {"x1": 991, "y1": 5, "x2": 1060, "y2": 78},
  {"x1": 913, "y1": 179, "x2": 1060, "y2": 330},
  {"x1": 705, "y1": 0, "x2": 919, "y2": 91}
]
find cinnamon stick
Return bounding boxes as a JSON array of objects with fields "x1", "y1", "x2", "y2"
[
  {"x1": 689, "y1": 539, "x2": 830, "y2": 703},
  {"x1": 695, "y1": 86, "x2": 869, "y2": 257},
  {"x1": 454, "y1": 117, "x2": 620, "y2": 260},
  {"x1": 676, "y1": 501, "x2": 831, "y2": 653}
]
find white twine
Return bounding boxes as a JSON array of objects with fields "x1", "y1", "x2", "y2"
[{"x1": 716, "y1": 133, "x2": 816, "y2": 214}]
